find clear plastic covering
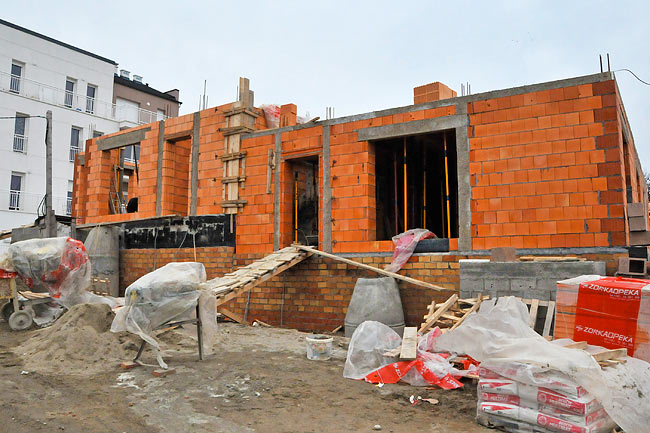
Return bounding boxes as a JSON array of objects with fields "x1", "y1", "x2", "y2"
[
  {"x1": 384, "y1": 229, "x2": 435, "y2": 273},
  {"x1": 111, "y1": 262, "x2": 217, "y2": 368},
  {"x1": 6, "y1": 237, "x2": 114, "y2": 308},
  {"x1": 434, "y1": 296, "x2": 650, "y2": 433},
  {"x1": 343, "y1": 320, "x2": 472, "y2": 388}
]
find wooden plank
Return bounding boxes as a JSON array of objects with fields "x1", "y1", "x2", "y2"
[
  {"x1": 563, "y1": 341, "x2": 588, "y2": 350},
  {"x1": 219, "y1": 306, "x2": 248, "y2": 324},
  {"x1": 528, "y1": 298, "x2": 540, "y2": 328},
  {"x1": 215, "y1": 250, "x2": 311, "y2": 306},
  {"x1": 542, "y1": 301, "x2": 555, "y2": 337},
  {"x1": 400, "y1": 327, "x2": 418, "y2": 360},
  {"x1": 591, "y1": 348, "x2": 628, "y2": 362},
  {"x1": 450, "y1": 294, "x2": 483, "y2": 331},
  {"x1": 419, "y1": 294, "x2": 458, "y2": 333},
  {"x1": 294, "y1": 245, "x2": 452, "y2": 292}
]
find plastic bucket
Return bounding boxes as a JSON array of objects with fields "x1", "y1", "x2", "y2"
[{"x1": 306, "y1": 334, "x2": 333, "y2": 360}]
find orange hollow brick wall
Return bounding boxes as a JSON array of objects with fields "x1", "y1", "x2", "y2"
[
  {"x1": 468, "y1": 80, "x2": 631, "y2": 250},
  {"x1": 73, "y1": 104, "x2": 269, "y2": 225}
]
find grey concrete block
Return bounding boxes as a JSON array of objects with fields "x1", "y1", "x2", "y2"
[
  {"x1": 484, "y1": 279, "x2": 510, "y2": 292},
  {"x1": 627, "y1": 202, "x2": 647, "y2": 217},
  {"x1": 629, "y1": 216, "x2": 648, "y2": 232},
  {"x1": 510, "y1": 277, "x2": 537, "y2": 293}
]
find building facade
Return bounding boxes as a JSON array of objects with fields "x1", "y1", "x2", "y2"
[
  {"x1": 73, "y1": 73, "x2": 647, "y2": 330},
  {"x1": 0, "y1": 19, "x2": 179, "y2": 247}
]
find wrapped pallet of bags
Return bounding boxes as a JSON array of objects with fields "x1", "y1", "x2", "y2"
[
  {"x1": 433, "y1": 297, "x2": 650, "y2": 433},
  {"x1": 6, "y1": 237, "x2": 114, "y2": 308},
  {"x1": 111, "y1": 262, "x2": 217, "y2": 368},
  {"x1": 476, "y1": 363, "x2": 615, "y2": 433}
]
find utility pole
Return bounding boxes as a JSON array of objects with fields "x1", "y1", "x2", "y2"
[{"x1": 45, "y1": 110, "x2": 56, "y2": 238}]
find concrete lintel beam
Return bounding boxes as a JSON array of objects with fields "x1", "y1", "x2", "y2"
[
  {"x1": 356, "y1": 115, "x2": 468, "y2": 142},
  {"x1": 97, "y1": 127, "x2": 151, "y2": 151}
]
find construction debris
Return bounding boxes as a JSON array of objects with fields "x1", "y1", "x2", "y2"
[
  {"x1": 419, "y1": 294, "x2": 487, "y2": 334},
  {"x1": 435, "y1": 296, "x2": 650, "y2": 433}
]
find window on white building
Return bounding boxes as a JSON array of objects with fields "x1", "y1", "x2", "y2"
[
  {"x1": 86, "y1": 84, "x2": 96, "y2": 114},
  {"x1": 93, "y1": 130, "x2": 103, "y2": 138},
  {"x1": 9, "y1": 173, "x2": 23, "y2": 210},
  {"x1": 69, "y1": 127, "x2": 82, "y2": 162},
  {"x1": 122, "y1": 144, "x2": 140, "y2": 164},
  {"x1": 64, "y1": 78, "x2": 75, "y2": 108},
  {"x1": 10, "y1": 61, "x2": 23, "y2": 93},
  {"x1": 67, "y1": 180, "x2": 73, "y2": 216},
  {"x1": 13, "y1": 113, "x2": 28, "y2": 153}
]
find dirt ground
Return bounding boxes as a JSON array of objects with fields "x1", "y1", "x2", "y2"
[{"x1": 0, "y1": 317, "x2": 491, "y2": 433}]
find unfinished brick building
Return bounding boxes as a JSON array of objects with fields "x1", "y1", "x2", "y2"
[{"x1": 72, "y1": 72, "x2": 647, "y2": 330}]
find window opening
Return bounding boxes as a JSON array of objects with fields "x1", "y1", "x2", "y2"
[{"x1": 374, "y1": 130, "x2": 458, "y2": 240}]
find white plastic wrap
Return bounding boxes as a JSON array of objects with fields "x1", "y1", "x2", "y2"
[
  {"x1": 343, "y1": 320, "x2": 469, "y2": 387},
  {"x1": 384, "y1": 229, "x2": 435, "y2": 273},
  {"x1": 7, "y1": 237, "x2": 114, "y2": 308},
  {"x1": 343, "y1": 320, "x2": 402, "y2": 379},
  {"x1": 111, "y1": 262, "x2": 216, "y2": 368},
  {"x1": 435, "y1": 296, "x2": 650, "y2": 433}
]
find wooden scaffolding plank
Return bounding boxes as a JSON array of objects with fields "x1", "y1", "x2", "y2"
[
  {"x1": 450, "y1": 294, "x2": 483, "y2": 331},
  {"x1": 528, "y1": 298, "x2": 540, "y2": 328},
  {"x1": 419, "y1": 294, "x2": 458, "y2": 333},
  {"x1": 542, "y1": 301, "x2": 555, "y2": 337},
  {"x1": 400, "y1": 327, "x2": 418, "y2": 360},
  {"x1": 215, "y1": 249, "x2": 312, "y2": 306},
  {"x1": 294, "y1": 245, "x2": 452, "y2": 292}
]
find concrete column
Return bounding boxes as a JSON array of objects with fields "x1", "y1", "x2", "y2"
[
  {"x1": 190, "y1": 112, "x2": 200, "y2": 215},
  {"x1": 155, "y1": 120, "x2": 165, "y2": 216},
  {"x1": 273, "y1": 133, "x2": 282, "y2": 250},
  {"x1": 322, "y1": 125, "x2": 332, "y2": 252},
  {"x1": 455, "y1": 103, "x2": 471, "y2": 251}
]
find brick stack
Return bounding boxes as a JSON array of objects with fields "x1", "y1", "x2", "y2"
[{"x1": 555, "y1": 275, "x2": 650, "y2": 362}]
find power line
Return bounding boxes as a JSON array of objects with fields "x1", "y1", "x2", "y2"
[{"x1": 614, "y1": 69, "x2": 650, "y2": 86}]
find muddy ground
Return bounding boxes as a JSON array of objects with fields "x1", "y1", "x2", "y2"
[{"x1": 0, "y1": 319, "x2": 490, "y2": 433}]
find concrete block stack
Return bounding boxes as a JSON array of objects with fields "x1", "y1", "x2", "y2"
[{"x1": 477, "y1": 366, "x2": 616, "y2": 433}]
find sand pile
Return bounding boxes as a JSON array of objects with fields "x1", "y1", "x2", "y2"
[{"x1": 15, "y1": 303, "x2": 139, "y2": 376}]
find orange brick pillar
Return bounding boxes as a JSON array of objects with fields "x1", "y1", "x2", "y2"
[{"x1": 280, "y1": 104, "x2": 297, "y2": 127}]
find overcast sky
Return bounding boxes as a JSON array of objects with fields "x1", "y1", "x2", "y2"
[{"x1": 5, "y1": 1, "x2": 649, "y2": 167}]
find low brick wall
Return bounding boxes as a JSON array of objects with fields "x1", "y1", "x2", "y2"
[
  {"x1": 118, "y1": 247, "x2": 625, "y2": 332},
  {"x1": 119, "y1": 246, "x2": 235, "y2": 292}
]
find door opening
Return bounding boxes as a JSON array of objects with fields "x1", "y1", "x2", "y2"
[{"x1": 288, "y1": 157, "x2": 319, "y2": 246}]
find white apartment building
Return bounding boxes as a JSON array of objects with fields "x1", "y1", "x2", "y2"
[{"x1": 0, "y1": 19, "x2": 168, "y2": 242}]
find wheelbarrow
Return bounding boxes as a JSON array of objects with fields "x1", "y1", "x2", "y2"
[{"x1": 0, "y1": 269, "x2": 53, "y2": 331}]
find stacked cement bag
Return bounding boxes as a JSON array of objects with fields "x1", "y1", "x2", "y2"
[{"x1": 476, "y1": 364, "x2": 615, "y2": 433}]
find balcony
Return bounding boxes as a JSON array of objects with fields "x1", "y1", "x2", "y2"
[
  {"x1": 0, "y1": 71, "x2": 168, "y2": 126},
  {"x1": 13, "y1": 134, "x2": 26, "y2": 153},
  {"x1": 2, "y1": 189, "x2": 72, "y2": 216},
  {"x1": 69, "y1": 145, "x2": 80, "y2": 162}
]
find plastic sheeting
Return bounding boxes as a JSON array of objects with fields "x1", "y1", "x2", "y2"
[
  {"x1": 434, "y1": 296, "x2": 650, "y2": 433},
  {"x1": 111, "y1": 262, "x2": 217, "y2": 369},
  {"x1": 384, "y1": 229, "x2": 435, "y2": 273},
  {"x1": 5, "y1": 237, "x2": 115, "y2": 309},
  {"x1": 343, "y1": 320, "x2": 472, "y2": 388}
]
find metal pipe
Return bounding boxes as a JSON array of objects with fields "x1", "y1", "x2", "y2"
[
  {"x1": 423, "y1": 145, "x2": 427, "y2": 229},
  {"x1": 403, "y1": 137, "x2": 407, "y2": 231},
  {"x1": 393, "y1": 153, "x2": 398, "y2": 235},
  {"x1": 443, "y1": 132, "x2": 451, "y2": 238}
]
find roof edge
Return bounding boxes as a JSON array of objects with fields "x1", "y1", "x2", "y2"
[{"x1": 0, "y1": 18, "x2": 117, "y2": 65}]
